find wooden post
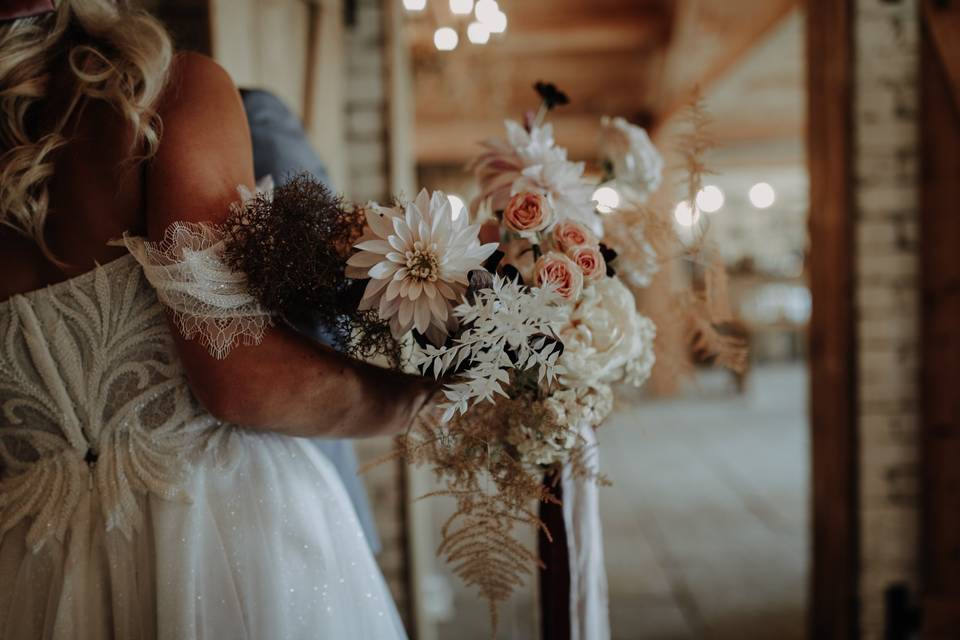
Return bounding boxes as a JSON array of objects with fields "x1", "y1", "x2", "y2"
[
  {"x1": 920, "y1": 2, "x2": 960, "y2": 636},
  {"x1": 806, "y1": 0, "x2": 859, "y2": 638},
  {"x1": 538, "y1": 476, "x2": 571, "y2": 640}
]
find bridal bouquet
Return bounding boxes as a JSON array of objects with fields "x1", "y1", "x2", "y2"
[{"x1": 222, "y1": 82, "x2": 669, "y2": 629}]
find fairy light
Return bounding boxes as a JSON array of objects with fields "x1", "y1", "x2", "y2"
[
  {"x1": 404, "y1": 1, "x2": 508, "y2": 43},
  {"x1": 749, "y1": 182, "x2": 776, "y2": 209},
  {"x1": 467, "y1": 22, "x2": 490, "y2": 44},
  {"x1": 474, "y1": 0, "x2": 499, "y2": 23},
  {"x1": 434, "y1": 27, "x2": 459, "y2": 51},
  {"x1": 673, "y1": 201, "x2": 700, "y2": 227},
  {"x1": 486, "y1": 9, "x2": 507, "y2": 34},
  {"x1": 449, "y1": 0, "x2": 474, "y2": 15},
  {"x1": 592, "y1": 186, "x2": 621, "y2": 214},
  {"x1": 696, "y1": 185, "x2": 725, "y2": 213}
]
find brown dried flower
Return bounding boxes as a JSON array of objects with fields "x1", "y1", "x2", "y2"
[{"x1": 223, "y1": 173, "x2": 401, "y2": 365}]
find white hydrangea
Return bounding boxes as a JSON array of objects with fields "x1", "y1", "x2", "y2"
[
  {"x1": 545, "y1": 385, "x2": 615, "y2": 429},
  {"x1": 506, "y1": 419, "x2": 578, "y2": 467}
]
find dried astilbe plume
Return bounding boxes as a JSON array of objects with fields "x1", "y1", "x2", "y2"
[
  {"x1": 223, "y1": 173, "x2": 401, "y2": 365},
  {"x1": 671, "y1": 92, "x2": 748, "y2": 373},
  {"x1": 603, "y1": 90, "x2": 747, "y2": 383},
  {"x1": 677, "y1": 88, "x2": 714, "y2": 220},
  {"x1": 681, "y1": 256, "x2": 749, "y2": 375}
]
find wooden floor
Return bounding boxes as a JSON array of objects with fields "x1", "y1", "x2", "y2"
[
  {"x1": 434, "y1": 364, "x2": 809, "y2": 640},
  {"x1": 602, "y1": 364, "x2": 808, "y2": 640}
]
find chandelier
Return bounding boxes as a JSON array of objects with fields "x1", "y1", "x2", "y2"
[{"x1": 401, "y1": 0, "x2": 508, "y2": 51}]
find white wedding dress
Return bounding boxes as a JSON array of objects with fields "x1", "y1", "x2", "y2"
[{"x1": 0, "y1": 223, "x2": 407, "y2": 639}]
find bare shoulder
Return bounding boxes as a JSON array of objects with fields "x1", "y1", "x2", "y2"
[
  {"x1": 147, "y1": 52, "x2": 254, "y2": 236},
  {"x1": 157, "y1": 52, "x2": 247, "y2": 143},
  {"x1": 161, "y1": 53, "x2": 237, "y2": 110}
]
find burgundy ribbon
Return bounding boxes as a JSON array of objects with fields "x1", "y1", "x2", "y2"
[{"x1": 0, "y1": 0, "x2": 55, "y2": 22}]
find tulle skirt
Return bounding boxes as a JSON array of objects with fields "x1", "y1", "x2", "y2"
[{"x1": 0, "y1": 432, "x2": 407, "y2": 640}]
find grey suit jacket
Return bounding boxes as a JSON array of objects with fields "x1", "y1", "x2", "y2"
[{"x1": 241, "y1": 89, "x2": 380, "y2": 554}]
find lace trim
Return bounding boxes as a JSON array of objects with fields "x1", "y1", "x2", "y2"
[{"x1": 116, "y1": 222, "x2": 272, "y2": 359}]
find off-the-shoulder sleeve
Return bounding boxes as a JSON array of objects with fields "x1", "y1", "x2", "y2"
[{"x1": 117, "y1": 222, "x2": 272, "y2": 359}]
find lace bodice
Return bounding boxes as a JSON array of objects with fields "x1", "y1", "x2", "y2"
[{"x1": 0, "y1": 224, "x2": 269, "y2": 553}]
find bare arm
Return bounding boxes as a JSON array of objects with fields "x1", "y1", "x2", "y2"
[{"x1": 147, "y1": 54, "x2": 432, "y2": 438}]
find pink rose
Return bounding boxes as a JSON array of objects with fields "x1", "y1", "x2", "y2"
[
  {"x1": 552, "y1": 220, "x2": 597, "y2": 253},
  {"x1": 535, "y1": 252, "x2": 584, "y2": 301},
  {"x1": 570, "y1": 245, "x2": 606, "y2": 281},
  {"x1": 503, "y1": 192, "x2": 552, "y2": 236}
]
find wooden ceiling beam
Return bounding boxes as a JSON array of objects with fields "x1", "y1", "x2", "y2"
[
  {"x1": 651, "y1": 0, "x2": 801, "y2": 127},
  {"x1": 414, "y1": 113, "x2": 606, "y2": 165},
  {"x1": 408, "y1": 18, "x2": 669, "y2": 56}
]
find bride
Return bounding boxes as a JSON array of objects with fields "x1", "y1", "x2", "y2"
[{"x1": 0, "y1": 1, "x2": 431, "y2": 638}]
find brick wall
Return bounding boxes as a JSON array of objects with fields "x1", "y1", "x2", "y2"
[
  {"x1": 853, "y1": 0, "x2": 920, "y2": 636},
  {"x1": 344, "y1": 0, "x2": 390, "y2": 203},
  {"x1": 343, "y1": 0, "x2": 411, "y2": 627}
]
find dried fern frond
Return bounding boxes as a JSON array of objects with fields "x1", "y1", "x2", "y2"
[
  {"x1": 435, "y1": 492, "x2": 546, "y2": 631},
  {"x1": 387, "y1": 393, "x2": 594, "y2": 635}
]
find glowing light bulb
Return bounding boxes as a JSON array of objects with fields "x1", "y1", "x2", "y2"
[
  {"x1": 403, "y1": 0, "x2": 426, "y2": 11},
  {"x1": 674, "y1": 201, "x2": 700, "y2": 227},
  {"x1": 592, "y1": 186, "x2": 621, "y2": 214},
  {"x1": 447, "y1": 194, "x2": 466, "y2": 220},
  {"x1": 449, "y1": 0, "x2": 474, "y2": 15},
  {"x1": 433, "y1": 27, "x2": 459, "y2": 51},
  {"x1": 486, "y1": 9, "x2": 507, "y2": 33},
  {"x1": 467, "y1": 21, "x2": 490, "y2": 44},
  {"x1": 474, "y1": 0, "x2": 499, "y2": 23},
  {"x1": 749, "y1": 182, "x2": 776, "y2": 209},
  {"x1": 696, "y1": 185, "x2": 725, "y2": 213}
]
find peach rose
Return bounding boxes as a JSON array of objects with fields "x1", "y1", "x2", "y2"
[
  {"x1": 503, "y1": 192, "x2": 552, "y2": 236},
  {"x1": 570, "y1": 245, "x2": 606, "y2": 281},
  {"x1": 534, "y1": 251, "x2": 584, "y2": 301},
  {"x1": 552, "y1": 220, "x2": 598, "y2": 253}
]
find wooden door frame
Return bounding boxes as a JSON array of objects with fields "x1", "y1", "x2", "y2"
[
  {"x1": 920, "y1": 1, "x2": 960, "y2": 635},
  {"x1": 806, "y1": 0, "x2": 859, "y2": 638}
]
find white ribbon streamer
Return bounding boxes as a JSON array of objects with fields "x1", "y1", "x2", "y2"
[{"x1": 562, "y1": 423, "x2": 610, "y2": 640}]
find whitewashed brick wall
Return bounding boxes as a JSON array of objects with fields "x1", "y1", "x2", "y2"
[
  {"x1": 343, "y1": 0, "x2": 410, "y2": 625},
  {"x1": 853, "y1": 0, "x2": 920, "y2": 636},
  {"x1": 345, "y1": 0, "x2": 390, "y2": 203}
]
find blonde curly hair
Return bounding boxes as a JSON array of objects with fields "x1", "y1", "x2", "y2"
[{"x1": 0, "y1": 0, "x2": 172, "y2": 260}]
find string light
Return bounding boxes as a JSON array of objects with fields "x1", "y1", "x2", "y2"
[
  {"x1": 434, "y1": 27, "x2": 459, "y2": 51},
  {"x1": 485, "y1": 9, "x2": 507, "y2": 33},
  {"x1": 592, "y1": 186, "x2": 620, "y2": 214},
  {"x1": 467, "y1": 22, "x2": 490, "y2": 44},
  {"x1": 404, "y1": 1, "x2": 508, "y2": 43},
  {"x1": 449, "y1": 0, "x2": 473, "y2": 15},
  {"x1": 749, "y1": 182, "x2": 776, "y2": 209},
  {"x1": 696, "y1": 185, "x2": 725, "y2": 213},
  {"x1": 474, "y1": 0, "x2": 499, "y2": 23},
  {"x1": 673, "y1": 201, "x2": 700, "y2": 227}
]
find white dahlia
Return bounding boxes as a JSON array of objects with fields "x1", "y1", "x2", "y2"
[
  {"x1": 346, "y1": 189, "x2": 499, "y2": 345},
  {"x1": 469, "y1": 120, "x2": 602, "y2": 236}
]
